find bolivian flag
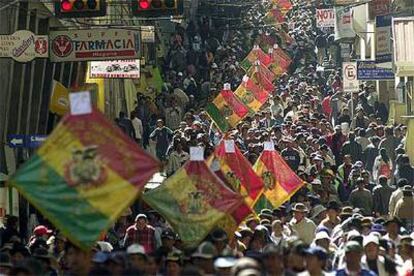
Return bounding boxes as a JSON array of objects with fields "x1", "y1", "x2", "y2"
[
  {"x1": 208, "y1": 140, "x2": 264, "y2": 206},
  {"x1": 9, "y1": 109, "x2": 160, "y2": 249},
  {"x1": 235, "y1": 76, "x2": 270, "y2": 113},
  {"x1": 143, "y1": 160, "x2": 243, "y2": 247},
  {"x1": 206, "y1": 89, "x2": 249, "y2": 132},
  {"x1": 253, "y1": 147, "x2": 304, "y2": 212},
  {"x1": 264, "y1": 8, "x2": 286, "y2": 24},
  {"x1": 272, "y1": 0, "x2": 293, "y2": 15},
  {"x1": 240, "y1": 46, "x2": 272, "y2": 71},
  {"x1": 268, "y1": 47, "x2": 292, "y2": 76},
  {"x1": 248, "y1": 64, "x2": 275, "y2": 92},
  {"x1": 257, "y1": 33, "x2": 277, "y2": 53}
]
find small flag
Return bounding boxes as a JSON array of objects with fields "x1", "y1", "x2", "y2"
[
  {"x1": 240, "y1": 46, "x2": 273, "y2": 71},
  {"x1": 143, "y1": 160, "x2": 243, "y2": 247},
  {"x1": 253, "y1": 146, "x2": 304, "y2": 212},
  {"x1": 206, "y1": 88, "x2": 250, "y2": 132},
  {"x1": 9, "y1": 109, "x2": 160, "y2": 249},
  {"x1": 235, "y1": 76, "x2": 270, "y2": 113}
]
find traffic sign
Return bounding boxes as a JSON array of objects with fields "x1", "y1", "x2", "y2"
[
  {"x1": 342, "y1": 62, "x2": 359, "y2": 92},
  {"x1": 7, "y1": 135, "x2": 26, "y2": 148},
  {"x1": 6, "y1": 134, "x2": 47, "y2": 148},
  {"x1": 26, "y1": 135, "x2": 47, "y2": 148}
]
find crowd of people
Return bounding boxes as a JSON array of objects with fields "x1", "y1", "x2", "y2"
[{"x1": 1, "y1": 0, "x2": 414, "y2": 275}]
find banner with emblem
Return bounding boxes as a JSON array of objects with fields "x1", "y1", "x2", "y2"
[
  {"x1": 206, "y1": 87, "x2": 250, "y2": 132},
  {"x1": 234, "y1": 76, "x2": 270, "y2": 112},
  {"x1": 253, "y1": 145, "x2": 304, "y2": 212},
  {"x1": 143, "y1": 160, "x2": 244, "y2": 247},
  {"x1": 9, "y1": 109, "x2": 160, "y2": 249},
  {"x1": 240, "y1": 45, "x2": 272, "y2": 71}
]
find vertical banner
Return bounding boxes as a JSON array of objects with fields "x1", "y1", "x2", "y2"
[
  {"x1": 334, "y1": 6, "x2": 356, "y2": 42},
  {"x1": 376, "y1": 15, "x2": 392, "y2": 63}
]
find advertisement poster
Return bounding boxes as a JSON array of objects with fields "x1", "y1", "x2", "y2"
[
  {"x1": 316, "y1": 9, "x2": 335, "y2": 28},
  {"x1": 334, "y1": 6, "x2": 356, "y2": 42},
  {"x1": 49, "y1": 29, "x2": 140, "y2": 62},
  {"x1": 90, "y1": 59, "x2": 140, "y2": 78},
  {"x1": 376, "y1": 15, "x2": 392, "y2": 63},
  {"x1": 0, "y1": 30, "x2": 48, "y2": 62}
]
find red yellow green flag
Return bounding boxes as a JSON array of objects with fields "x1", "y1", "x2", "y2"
[
  {"x1": 240, "y1": 46, "x2": 273, "y2": 71},
  {"x1": 264, "y1": 8, "x2": 286, "y2": 24},
  {"x1": 208, "y1": 140, "x2": 264, "y2": 206},
  {"x1": 257, "y1": 33, "x2": 277, "y2": 53},
  {"x1": 143, "y1": 160, "x2": 243, "y2": 247},
  {"x1": 247, "y1": 63, "x2": 275, "y2": 92},
  {"x1": 235, "y1": 76, "x2": 270, "y2": 112},
  {"x1": 253, "y1": 145, "x2": 304, "y2": 212},
  {"x1": 206, "y1": 87, "x2": 250, "y2": 132},
  {"x1": 207, "y1": 140, "x2": 259, "y2": 237},
  {"x1": 268, "y1": 46, "x2": 292, "y2": 76},
  {"x1": 9, "y1": 109, "x2": 160, "y2": 249},
  {"x1": 273, "y1": 0, "x2": 293, "y2": 15}
]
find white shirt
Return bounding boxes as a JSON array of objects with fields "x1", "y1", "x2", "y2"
[
  {"x1": 388, "y1": 188, "x2": 403, "y2": 217},
  {"x1": 132, "y1": 117, "x2": 143, "y2": 140}
]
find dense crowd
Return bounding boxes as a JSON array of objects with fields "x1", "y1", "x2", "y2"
[{"x1": 1, "y1": 0, "x2": 414, "y2": 275}]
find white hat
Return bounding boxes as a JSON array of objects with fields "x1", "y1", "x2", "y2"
[
  {"x1": 363, "y1": 234, "x2": 379, "y2": 247},
  {"x1": 127, "y1": 244, "x2": 146, "y2": 255},
  {"x1": 314, "y1": 231, "x2": 330, "y2": 241}
]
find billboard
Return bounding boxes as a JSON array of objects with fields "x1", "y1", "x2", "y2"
[
  {"x1": 90, "y1": 59, "x2": 140, "y2": 79},
  {"x1": 0, "y1": 30, "x2": 48, "y2": 62},
  {"x1": 49, "y1": 29, "x2": 140, "y2": 62},
  {"x1": 316, "y1": 9, "x2": 335, "y2": 28}
]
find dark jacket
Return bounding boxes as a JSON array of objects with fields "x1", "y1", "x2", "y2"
[
  {"x1": 341, "y1": 140, "x2": 363, "y2": 162},
  {"x1": 363, "y1": 144, "x2": 379, "y2": 172}
]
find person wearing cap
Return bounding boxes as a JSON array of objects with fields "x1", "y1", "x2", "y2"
[
  {"x1": 393, "y1": 185, "x2": 414, "y2": 226},
  {"x1": 300, "y1": 246, "x2": 329, "y2": 276},
  {"x1": 210, "y1": 228, "x2": 230, "y2": 255},
  {"x1": 383, "y1": 217, "x2": 402, "y2": 246},
  {"x1": 166, "y1": 251, "x2": 182, "y2": 276},
  {"x1": 319, "y1": 201, "x2": 341, "y2": 232},
  {"x1": 270, "y1": 220, "x2": 287, "y2": 247},
  {"x1": 289, "y1": 203, "x2": 317, "y2": 245},
  {"x1": 127, "y1": 243, "x2": 147, "y2": 272},
  {"x1": 28, "y1": 225, "x2": 53, "y2": 249},
  {"x1": 155, "y1": 228, "x2": 180, "y2": 260},
  {"x1": 388, "y1": 178, "x2": 408, "y2": 217},
  {"x1": 372, "y1": 175, "x2": 393, "y2": 217},
  {"x1": 191, "y1": 241, "x2": 217, "y2": 275},
  {"x1": 334, "y1": 241, "x2": 376, "y2": 276},
  {"x1": 349, "y1": 177, "x2": 373, "y2": 216},
  {"x1": 123, "y1": 214, "x2": 156, "y2": 254},
  {"x1": 214, "y1": 256, "x2": 236, "y2": 276},
  {"x1": 361, "y1": 234, "x2": 396, "y2": 276},
  {"x1": 311, "y1": 205, "x2": 327, "y2": 225}
]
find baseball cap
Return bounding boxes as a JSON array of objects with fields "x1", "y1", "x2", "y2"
[
  {"x1": 304, "y1": 246, "x2": 328, "y2": 260},
  {"x1": 363, "y1": 235, "x2": 379, "y2": 247},
  {"x1": 344, "y1": 241, "x2": 363, "y2": 253},
  {"x1": 33, "y1": 225, "x2": 52, "y2": 236},
  {"x1": 135, "y1": 213, "x2": 147, "y2": 221},
  {"x1": 161, "y1": 229, "x2": 176, "y2": 240},
  {"x1": 127, "y1": 244, "x2": 146, "y2": 255}
]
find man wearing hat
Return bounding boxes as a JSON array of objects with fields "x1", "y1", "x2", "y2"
[
  {"x1": 191, "y1": 241, "x2": 217, "y2": 275},
  {"x1": 155, "y1": 228, "x2": 180, "y2": 260},
  {"x1": 383, "y1": 217, "x2": 402, "y2": 246},
  {"x1": 393, "y1": 185, "x2": 414, "y2": 226},
  {"x1": 301, "y1": 246, "x2": 329, "y2": 276},
  {"x1": 361, "y1": 234, "x2": 396, "y2": 276},
  {"x1": 123, "y1": 214, "x2": 156, "y2": 254},
  {"x1": 319, "y1": 201, "x2": 341, "y2": 232},
  {"x1": 334, "y1": 241, "x2": 376, "y2": 275},
  {"x1": 289, "y1": 203, "x2": 317, "y2": 245}
]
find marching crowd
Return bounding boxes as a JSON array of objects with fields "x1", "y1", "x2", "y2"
[{"x1": 1, "y1": 0, "x2": 414, "y2": 275}]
